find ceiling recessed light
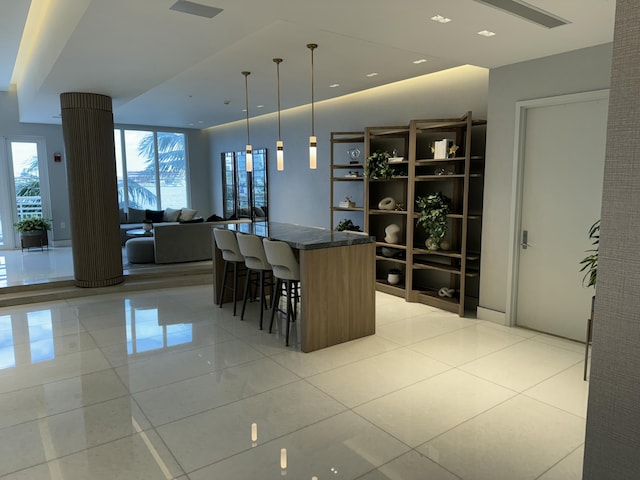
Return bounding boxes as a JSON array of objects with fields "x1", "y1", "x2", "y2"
[
  {"x1": 413, "y1": 59, "x2": 427, "y2": 64},
  {"x1": 366, "y1": 72, "x2": 379, "y2": 77},
  {"x1": 477, "y1": 30, "x2": 496, "y2": 36},
  {"x1": 431, "y1": 15, "x2": 452, "y2": 23},
  {"x1": 329, "y1": 83, "x2": 340, "y2": 88},
  {"x1": 256, "y1": 105, "x2": 264, "y2": 108}
]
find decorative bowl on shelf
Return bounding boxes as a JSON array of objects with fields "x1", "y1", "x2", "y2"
[{"x1": 381, "y1": 247, "x2": 395, "y2": 257}]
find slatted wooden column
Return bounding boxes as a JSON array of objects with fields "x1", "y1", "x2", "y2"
[{"x1": 60, "y1": 92, "x2": 123, "y2": 287}]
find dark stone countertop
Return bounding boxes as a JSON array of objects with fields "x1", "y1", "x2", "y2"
[{"x1": 221, "y1": 221, "x2": 374, "y2": 250}]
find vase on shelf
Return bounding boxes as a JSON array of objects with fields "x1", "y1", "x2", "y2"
[
  {"x1": 387, "y1": 269, "x2": 402, "y2": 285},
  {"x1": 425, "y1": 237, "x2": 440, "y2": 251}
]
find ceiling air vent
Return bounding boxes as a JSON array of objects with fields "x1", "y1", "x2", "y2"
[
  {"x1": 472, "y1": 0, "x2": 570, "y2": 28},
  {"x1": 170, "y1": 1, "x2": 223, "y2": 19}
]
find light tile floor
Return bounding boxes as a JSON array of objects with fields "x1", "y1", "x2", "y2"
[
  {"x1": 0, "y1": 282, "x2": 588, "y2": 479},
  {"x1": 0, "y1": 246, "x2": 176, "y2": 288}
]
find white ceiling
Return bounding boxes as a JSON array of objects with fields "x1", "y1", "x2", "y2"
[{"x1": 1, "y1": 0, "x2": 615, "y2": 129}]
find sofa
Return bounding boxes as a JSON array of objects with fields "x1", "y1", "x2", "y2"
[
  {"x1": 153, "y1": 220, "x2": 250, "y2": 263},
  {"x1": 120, "y1": 207, "x2": 250, "y2": 264},
  {"x1": 119, "y1": 207, "x2": 200, "y2": 245}
]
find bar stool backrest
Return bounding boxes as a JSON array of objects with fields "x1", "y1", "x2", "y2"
[
  {"x1": 213, "y1": 228, "x2": 244, "y2": 262},
  {"x1": 237, "y1": 234, "x2": 271, "y2": 271},
  {"x1": 263, "y1": 239, "x2": 300, "y2": 281}
]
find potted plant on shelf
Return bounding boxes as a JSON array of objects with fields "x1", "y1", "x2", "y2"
[
  {"x1": 14, "y1": 216, "x2": 53, "y2": 249},
  {"x1": 335, "y1": 219, "x2": 361, "y2": 232},
  {"x1": 364, "y1": 150, "x2": 395, "y2": 180},
  {"x1": 416, "y1": 192, "x2": 450, "y2": 250}
]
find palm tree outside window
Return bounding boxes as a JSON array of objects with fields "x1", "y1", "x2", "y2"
[{"x1": 114, "y1": 129, "x2": 188, "y2": 210}]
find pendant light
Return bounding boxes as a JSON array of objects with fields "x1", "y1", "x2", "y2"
[
  {"x1": 307, "y1": 43, "x2": 318, "y2": 169},
  {"x1": 273, "y1": 58, "x2": 284, "y2": 171},
  {"x1": 242, "y1": 71, "x2": 253, "y2": 172}
]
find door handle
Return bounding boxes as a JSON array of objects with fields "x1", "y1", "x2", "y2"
[{"x1": 521, "y1": 230, "x2": 532, "y2": 249}]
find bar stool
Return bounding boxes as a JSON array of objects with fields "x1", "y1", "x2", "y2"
[
  {"x1": 263, "y1": 239, "x2": 300, "y2": 346},
  {"x1": 236, "y1": 233, "x2": 273, "y2": 330},
  {"x1": 213, "y1": 228, "x2": 245, "y2": 316}
]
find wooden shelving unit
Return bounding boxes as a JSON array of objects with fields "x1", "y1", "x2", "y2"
[
  {"x1": 330, "y1": 131, "x2": 366, "y2": 231},
  {"x1": 406, "y1": 112, "x2": 486, "y2": 315},
  {"x1": 364, "y1": 125, "x2": 411, "y2": 297},
  {"x1": 330, "y1": 114, "x2": 486, "y2": 316}
]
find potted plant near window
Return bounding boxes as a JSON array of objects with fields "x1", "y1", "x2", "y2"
[
  {"x1": 14, "y1": 216, "x2": 53, "y2": 250},
  {"x1": 416, "y1": 192, "x2": 450, "y2": 251}
]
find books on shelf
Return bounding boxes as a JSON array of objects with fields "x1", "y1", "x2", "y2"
[{"x1": 433, "y1": 138, "x2": 454, "y2": 159}]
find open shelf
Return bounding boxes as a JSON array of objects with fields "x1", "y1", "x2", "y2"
[{"x1": 332, "y1": 113, "x2": 486, "y2": 315}]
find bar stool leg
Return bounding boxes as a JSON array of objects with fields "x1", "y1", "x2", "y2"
[
  {"x1": 269, "y1": 278, "x2": 282, "y2": 333},
  {"x1": 241, "y1": 269, "x2": 253, "y2": 321},
  {"x1": 219, "y1": 261, "x2": 229, "y2": 308},
  {"x1": 258, "y1": 270, "x2": 266, "y2": 330},
  {"x1": 232, "y1": 262, "x2": 238, "y2": 316},
  {"x1": 285, "y1": 280, "x2": 293, "y2": 346}
]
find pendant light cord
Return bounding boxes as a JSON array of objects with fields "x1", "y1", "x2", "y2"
[
  {"x1": 307, "y1": 44, "x2": 317, "y2": 136},
  {"x1": 274, "y1": 59, "x2": 282, "y2": 140},
  {"x1": 242, "y1": 71, "x2": 250, "y2": 144}
]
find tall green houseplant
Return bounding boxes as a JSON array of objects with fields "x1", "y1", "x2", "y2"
[{"x1": 579, "y1": 219, "x2": 599, "y2": 288}]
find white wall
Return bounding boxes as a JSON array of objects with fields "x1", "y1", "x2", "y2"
[
  {"x1": 478, "y1": 44, "x2": 613, "y2": 320},
  {"x1": 207, "y1": 66, "x2": 490, "y2": 226}
]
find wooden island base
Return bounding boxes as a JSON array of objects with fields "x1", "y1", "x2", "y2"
[{"x1": 212, "y1": 222, "x2": 376, "y2": 352}]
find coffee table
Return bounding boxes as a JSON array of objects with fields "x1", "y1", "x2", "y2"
[{"x1": 126, "y1": 228, "x2": 153, "y2": 238}]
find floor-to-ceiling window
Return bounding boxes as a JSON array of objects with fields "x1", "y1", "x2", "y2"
[
  {"x1": 221, "y1": 148, "x2": 268, "y2": 220},
  {"x1": 114, "y1": 129, "x2": 188, "y2": 210}
]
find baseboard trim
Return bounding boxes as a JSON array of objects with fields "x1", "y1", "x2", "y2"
[
  {"x1": 477, "y1": 306, "x2": 507, "y2": 325},
  {"x1": 51, "y1": 240, "x2": 72, "y2": 247}
]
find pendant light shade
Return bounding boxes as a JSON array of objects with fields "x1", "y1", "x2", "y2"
[
  {"x1": 242, "y1": 71, "x2": 253, "y2": 172},
  {"x1": 307, "y1": 43, "x2": 317, "y2": 169},
  {"x1": 273, "y1": 58, "x2": 284, "y2": 171}
]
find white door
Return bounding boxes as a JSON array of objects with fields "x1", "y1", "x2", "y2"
[
  {"x1": 0, "y1": 138, "x2": 50, "y2": 249},
  {"x1": 515, "y1": 96, "x2": 607, "y2": 341}
]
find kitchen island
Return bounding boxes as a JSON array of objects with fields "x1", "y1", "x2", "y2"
[{"x1": 212, "y1": 222, "x2": 376, "y2": 352}]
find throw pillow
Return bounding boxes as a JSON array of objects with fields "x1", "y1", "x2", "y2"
[
  {"x1": 163, "y1": 207, "x2": 181, "y2": 222},
  {"x1": 206, "y1": 214, "x2": 225, "y2": 222},
  {"x1": 178, "y1": 208, "x2": 197, "y2": 221},
  {"x1": 180, "y1": 217, "x2": 204, "y2": 224},
  {"x1": 128, "y1": 207, "x2": 146, "y2": 223},
  {"x1": 145, "y1": 209, "x2": 164, "y2": 223}
]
